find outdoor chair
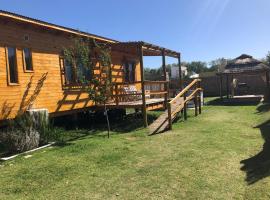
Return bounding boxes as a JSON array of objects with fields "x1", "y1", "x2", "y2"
[{"x1": 121, "y1": 85, "x2": 150, "y2": 102}]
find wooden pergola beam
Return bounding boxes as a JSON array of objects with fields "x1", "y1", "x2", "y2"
[
  {"x1": 111, "y1": 41, "x2": 180, "y2": 58},
  {"x1": 162, "y1": 49, "x2": 168, "y2": 109},
  {"x1": 178, "y1": 54, "x2": 182, "y2": 90},
  {"x1": 138, "y1": 44, "x2": 148, "y2": 127}
]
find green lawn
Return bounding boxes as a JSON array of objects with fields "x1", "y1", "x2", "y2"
[{"x1": 1, "y1": 98, "x2": 270, "y2": 199}]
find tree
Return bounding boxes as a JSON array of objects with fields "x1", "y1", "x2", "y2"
[
  {"x1": 209, "y1": 58, "x2": 227, "y2": 72},
  {"x1": 63, "y1": 38, "x2": 112, "y2": 138},
  {"x1": 265, "y1": 52, "x2": 270, "y2": 66},
  {"x1": 185, "y1": 61, "x2": 208, "y2": 74}
]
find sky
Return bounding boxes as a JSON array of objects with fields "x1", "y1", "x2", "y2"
[{"x1": 1, "y1": 0, "x2": 270, "y2": 68}]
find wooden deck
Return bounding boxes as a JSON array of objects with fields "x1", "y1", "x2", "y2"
[
  {"x1": 96, "y1": 98, "x2": 166, "y2": 110},
  {"x1": 223, "y1": 95, "x2": 264, "y2": 103}
]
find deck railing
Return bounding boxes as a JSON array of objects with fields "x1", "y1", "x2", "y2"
[{"x1": 112, "y1": 80, "x2": 169, "y2": 106}]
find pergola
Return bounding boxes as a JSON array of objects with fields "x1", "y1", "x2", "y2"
[
  {"x1": 111, "y1": 41, "x2": 182, "y2": 127},
  {"x1": 217, "y1": 54, "x2": 270, "y2": 101}
]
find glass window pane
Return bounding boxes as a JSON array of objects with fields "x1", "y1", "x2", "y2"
[
  {"x1": 23, "y1": 48, "x2": 33, "y2": 71},
  {"x1": 64, "y1": 60, "x2": 73, "y2": 84},
  {"x1": 7, "y1": 47, "x2": 18, "y2": 83}
]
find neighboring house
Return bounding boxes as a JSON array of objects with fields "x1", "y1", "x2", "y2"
[
  {"x1": 171, "y1": 65, "x2": 187, "y2": 79},
  {"x1": 0, "y1": 10, "x2": 181, "y2": 127}
]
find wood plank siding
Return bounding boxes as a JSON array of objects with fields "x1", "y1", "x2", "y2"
[{"x1": 0, "y1": 16, "x2": 141, "y2": 121}]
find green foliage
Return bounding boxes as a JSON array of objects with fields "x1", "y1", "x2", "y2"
[
  {"x1": 265, "y1": 51, "x2": 270, "y2": 66},
  {"x1": 208, "y1": 58, "x2": 227, "y2": 72},
  {"x1": 0, "y1": 112, "x2": 54, "y2": 153},
  {"x1": 185, "y1": 61, "x2": 208, "y2": 74},
  {"x1": 144, "y1": 67, "x2": 163, "y2": 81},
  {"x1": 63, "y1": 37, "x2": 112, "y2": 138},
  {"x1": 63, "y1": 37, "x2": 112, "y2": 104},
  {"x1": 1, "y1": 102, "x2": 270, "y2": 199}
]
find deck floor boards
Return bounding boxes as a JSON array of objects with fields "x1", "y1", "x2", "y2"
[{"x1": 95, "y1": 98, "x2": 165, "y2": 109}]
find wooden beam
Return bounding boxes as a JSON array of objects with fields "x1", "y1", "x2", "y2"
[
  {"x1": 178, "y1": 54, "x2": 182, "y2": 90},
  {"x1": 139, "y1": 44, "x2": 148, "y2": 127},
  {"x1": 162, "y1": 49, "x2": 168, "y2": 109},
  {"x1": 144, "y1": 80, "x2": 168, "y2": 84}
]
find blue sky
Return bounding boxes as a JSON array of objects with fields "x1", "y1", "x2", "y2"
[{"x1": 1, "y1": 0, "x2": 270, "y2": 68}]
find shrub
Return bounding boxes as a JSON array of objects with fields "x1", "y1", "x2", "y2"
[{"x1": 0, "y1": 111, "x2": 54, "y2": 153}]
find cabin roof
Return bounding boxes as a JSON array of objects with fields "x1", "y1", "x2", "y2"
[
  {"x1": 0, "y1": 10, "x2": 118, "y2": 43},
  {"x1": 217, "y1": 54, "x2": 270, "y2": 75},
  {"x1": 0, "y1": 10, "x2": 180, "y2": 57}
]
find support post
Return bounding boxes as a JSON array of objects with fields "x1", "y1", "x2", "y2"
[
  {"x1": 194, "y1": 93, "x2": 198, "y2": 116},
  {"x1": 184, "y1": 92, "x2": 187, "y2": 120},
  {"x1": 168, "y1": 103, "x2": 172, "y2": 130},
  {"x1": 178, "y1": 54, "x2": 182, "y2": 90},
  {"x1": 115, "y1": 84, "x2": 119, "y2": 106},
  {"x1": 265, "y1": 71, "x2": 270, "y2": 102},
  {"x1": 198, "y1": 81, "x2": 202, "y2": 114},
  {"x1": 219, "y1": 75, "x2": 223, "y2": 100},
  {"x1": 139, "y1": 44, "x2": 148, "y2": 127},
  {"x1": 162, "y1": 50, "x2": 168, "y2": 109},
  {"x1": 226, "y1": 74, "x2": 229, "y2": 99}
]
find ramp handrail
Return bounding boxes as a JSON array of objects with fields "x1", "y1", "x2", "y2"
[{"x1": 167, "y1": 79, "x2": 203, "y2": 129}]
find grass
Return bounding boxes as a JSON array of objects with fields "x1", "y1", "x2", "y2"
[{"x1": 1, "y1": 98, "x2": 270, "y2": 199}]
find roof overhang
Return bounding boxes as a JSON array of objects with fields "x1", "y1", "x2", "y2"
[
  {"x1": 0, "y1": 10, "x2": 118, "y2": 43},
  {"x1": 111, "y1": 41, "x2": 180, "y2": 58}
]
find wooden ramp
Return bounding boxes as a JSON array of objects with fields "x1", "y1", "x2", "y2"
[
  {"x1": 148, "y1": 79, "x2": 203, "y2": 135},
  {"x1": 148, "y1": 98, "x2": 183, "y2": 135}
]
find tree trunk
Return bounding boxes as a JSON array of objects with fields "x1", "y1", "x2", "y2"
[{"x1": 104, "y1": 103, "x2": 111, "y2": 138}]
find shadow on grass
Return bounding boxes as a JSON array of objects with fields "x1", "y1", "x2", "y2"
[
  {"x1": 256, "y1": 103, "x2": 270, "y2": 114},
  {"x1": 206, "y1": 98, "x2": 259, "y2": 107},
  {"x1": 0, "y1": 111, "x2": 161, "y2": 157},
  {"x1": 0, "y1": 143, "x2": 8, "y2": 158},
  {"x1": 51, "y1": 110, "x2": 161, "y2": 146},
  {"x1": 240, "y1": 119, "x2": 270, "y2": 185}
]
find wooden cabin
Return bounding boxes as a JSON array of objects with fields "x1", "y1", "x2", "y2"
[{"x1": 0, "y1": 10, "x2": 182, "y2": 127}]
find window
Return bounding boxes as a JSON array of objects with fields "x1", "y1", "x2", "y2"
[
  {"x1": 64, "y1": 60, "x2": 74, "y2": 84},
  {"x1": 23, "y1": 48, "x2": 33, "y2": 71},
  {"x1": 62, "y1": 60, "x2": 91, "y2": 85},
  {"x1": 6, "y1": 47, "x2": 18, "y2": 84},
  {"x1": 124, "y1": 61, "x2": 136, "y2": 83},
  {"x1": 76, "y1": 64, "x2": 91, "y2": 83}
]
